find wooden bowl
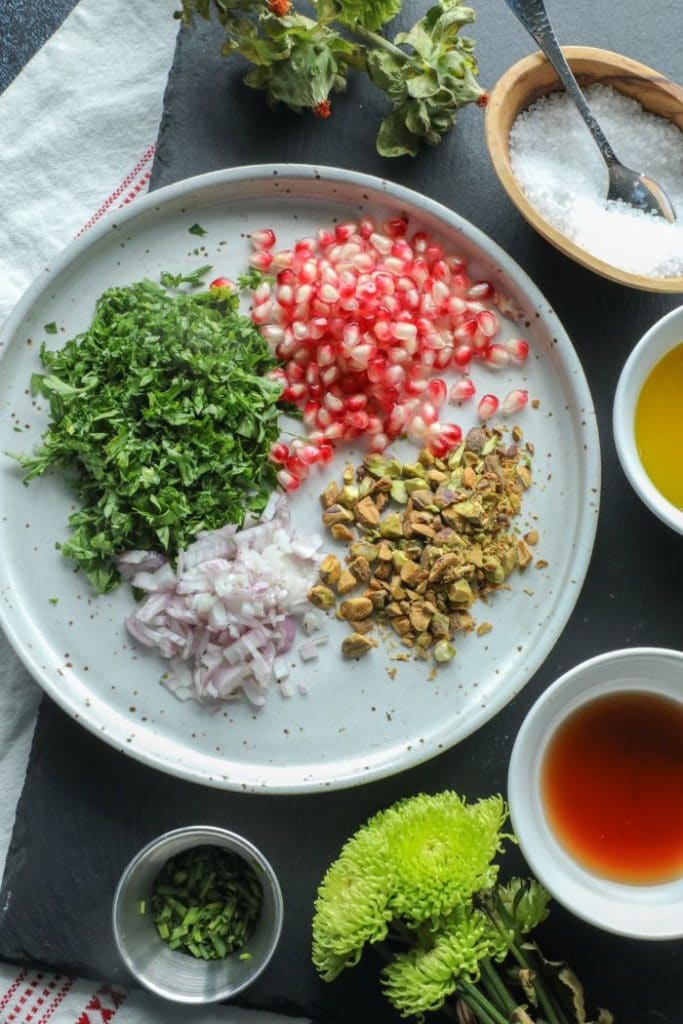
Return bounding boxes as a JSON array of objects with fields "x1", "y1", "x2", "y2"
[{"x1": 485, "y1": 46, "x2": 683, "y2": 293}]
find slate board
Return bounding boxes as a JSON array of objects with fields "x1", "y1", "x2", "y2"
[{"x1": 1, "y1": 0, "x2": 682, "y2": 1020}]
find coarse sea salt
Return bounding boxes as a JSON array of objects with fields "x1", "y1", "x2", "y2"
[{"x1": 509, "y1": 84, "x2": 683, "y2": 278}]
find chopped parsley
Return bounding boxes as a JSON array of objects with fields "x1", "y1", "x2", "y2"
[
  {"x1": 43, "y1": 321, "x2": 58, "y2": 334},
  {"x1": 188, "y1": 222, "x2": 207, "y2": 237},
  {"x1": 11, "y1": 277, "x2": 283, "y2": 593}
]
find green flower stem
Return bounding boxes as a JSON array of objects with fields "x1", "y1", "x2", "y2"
[
  {"x1": 339, "y1": 21, "x2": 408, "y2": 62},
  {"x1": 459, "y1": 980, "x2": 511, "y2": 1024},
  {"x1": 492, "y1": 897, "x2": 569, "y2": 1024},
  {"x1": 479, "y1": 958, "x2": 519, "y2": 1018}
]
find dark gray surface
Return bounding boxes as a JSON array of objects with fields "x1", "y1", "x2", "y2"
[
  {"x1": 1, "y1": 0, "x2": 682, "y2": 1020},
  {"x1": 0, "y1": 0, "x2": 80, "y2": 93}
]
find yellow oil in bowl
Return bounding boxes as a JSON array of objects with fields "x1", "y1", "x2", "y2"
[{"x1": 635, "y1": 343, "x2": 683, "y2": 510}]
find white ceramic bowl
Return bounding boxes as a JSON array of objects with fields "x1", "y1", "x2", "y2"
[
  {"x1": 613, "y1": 305, "x2": 683, "y2": 534},
  {"x1": 112, "y1": 826, "x2": 283, "y2": 1003},
  {"x1": 508, "y1": 648, "x2": 683, "y2": 940}
]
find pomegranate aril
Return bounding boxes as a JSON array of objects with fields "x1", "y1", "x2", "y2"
[
  {"x1": 320, "y1": 365, "x2": 340, "y2": 386},
  {"x1": 250, "y1": 228, "x2": 276, "y2": 249},
  {"x1": 324, "y1": 392, "x2": 345, "y2": 414},
  {"x1": 370, "y1": 232, "x2": 392, "y2": 254},
  {"x1": 299, "y1": 444, "x2": 322, "y2": 466},
  {"x1": 477, "y1": 394, "x2": 499, "y2": 421},
  {"x1": 484, "y1": 344, "x2": 510, "y2": 369},
  {"x1": 346, "y1": 410, "x2": 370, "y2": 432},
  {"x1": 277, "y1": 469, "x2": 300, "y2": 493},
  {"x1": 261, "y1": 324, "x2": 285, "y2": 346},
  {"x1": 454, "y1": 318, "x2": 477, "y2": 340},
  {"x1": 421, "y1": 401, "x2": 438, "y2": 426},
  {"x1": 209, "y1": 276, "x2": 234, "y2": 290},
  {"x1": 469, "y1": 281, "x2": 494, "y2": 299},
  {"x1": 249, "y1": 250, "x2": 273, "y2": 271},
  {"x1": 506, "y1": 338, "x2": 530, "y2": 364},
  {"x1": 427, "y1": 378, "x2": 447, "y2": 408},
  {"x1": 369, "y1": 432, "x2": 389, "y2": 452},
  {"x1": 335, "y1": 222, "x2": 356, "y2": 243},
  {"x1": 252, "y1": 301, "x2": 273, "y2": 325},
  {"x1": 450, "y1": 379, "x2": 476, "y2": 403},
  {"x1": 346, "y1": 393, "x2": 368, "y2": 411},
  {"x1": 439, "y1": 423, "x2": 463, "y2": 446},
  {"x1": 383, "y1": 217, "x2": 408, "y2": 238},
  {"x1": 269, "y1": 442, "x2": 290, "y2": 463},
  {"x1": 501, "y1": 389, "x2": 529, "y2": 415},
  {"x1": 453, "y1": 343, "x2": 473, "y2": 368},
  {"x1": 318, "y1": 444, "x2": 334, "y2": 463},
  {"x1": 476, "y1": 310, "x2": 499, "y2": 338},
  {"x1": 306, "y1": 362, "x2": 321, "y2": 386},
  {"x1": 303, "y1": 401, "x2": 319, "y2": 428}
]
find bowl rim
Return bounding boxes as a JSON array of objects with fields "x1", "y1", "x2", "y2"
[
  {"x1": 613, "y1": 304, "x2": 683, "y2": 534},
  {"x1": 508, "y1": 647, "x2": 683, "y2": 940},
  {"x1": 485, "y1": 45, "x2": 683, "y2": 294},
  {"x1": 112, "y1": 825, "x2": 284, "y2": 1004}
]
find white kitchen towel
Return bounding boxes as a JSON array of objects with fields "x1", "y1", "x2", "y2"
[{"x1": 0, "y1": 2, "x2": 309, "y2": 1021}]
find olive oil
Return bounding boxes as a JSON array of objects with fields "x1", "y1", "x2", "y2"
[
  {"x1": 541, "y1": 691, "x2": 683, "y2": 884},
  {"x1": 634, "y1": 343, "x2": 683, "y2": 509}
]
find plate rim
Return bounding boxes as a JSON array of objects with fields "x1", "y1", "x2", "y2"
[{"x1": 0, "y1": 162, "x2": 601, "y2": 792}]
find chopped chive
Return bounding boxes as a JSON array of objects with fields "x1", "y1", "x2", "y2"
[
  {"x1": 138, "y1": 900, "x2": 146, "y2": 915},
  {"x1": 150, "y1": 845, "x2": 263, "y2": 961}
]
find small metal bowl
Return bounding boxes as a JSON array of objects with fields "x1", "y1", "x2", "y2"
[{"x1": 112, "y1": 826, "x2": 283, "y2": 1004}]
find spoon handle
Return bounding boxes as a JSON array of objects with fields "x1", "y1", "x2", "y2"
[{"x1": 504, "y1": 0, "x2": 619, "y2": 166}]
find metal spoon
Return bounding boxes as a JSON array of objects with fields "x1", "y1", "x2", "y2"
[{"x1": 504, "y1": 0, "x2": 677, "y2": 223}]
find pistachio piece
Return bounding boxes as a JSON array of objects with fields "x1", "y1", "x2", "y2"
[
  {"x1": 524, "y1": 529, "x2": 539, "y2": 546},
  {"x1": 516, "y1": 465, "x2": 532, "y2": 489},
  {"x1": 392, "y1": 616, "x2": 413, "y2": 636},
  {"x1": 428, "y1": 552, "x2": 460, "y2": 582},
  {"x1": 364, "y1": 454, "x2": 401, "y2": 479},
  {"x1": 322, "y1": 504, "x2": 355, "y2": 527},
  {"x1": 464, "y1": 426, "x2": 487, "y2": 453},
  {"x1": 331, "y1": 523, "x2": 355, "y2": 543},
  {"x1": 320, "y1": 480, "x2": 340, "y2": 509},
  {"x1": 355, "y1": 495, "x2": 380, "y2": 527},
  {"x1": 379, "y1": 513, "x2": 403, "y2": 539},
  {"x1": 340, "y1": 596, "x2": 373, "y2": 621},
  {"x1": 319, "y1": 554, "x2": 341, "y2": 587},
  {"x1": 339, "y1": 484, "x2": 360, "y2": 508},
  {"x1": 516, "y1": 538, "x2": 533, "y2": 569},
  {"x1": 400, "y1": 559, "x2": 423, "y2": 585},
  {"x1": 411, "y1": 489, "x2": 435, "y2": 510},
  {"x1": 341, "y1": 632, "x2": 374, "y2": 657},
  {"x1": 307, "y1": 585, "x2": 336, "y2": 610},
  {"x1": 342, "y1": 464, "x2": 354, "y2": 485},
  {"x1": 348, "y1": 556, "x2": 371, "y2": 582},
  {"x1": 448, "y1": 579, "x2": 473, "y2": 604},
  {"x1": 336, "y1": 569, "x2": 358, "y2": 594},
  {"x1": 433, "y1": 639, "x2": 456, "y2": 663},
  {"x1": 376, "y1": 541, "x2": 393, "y2": 561},
  {"x1": 348, "y1": 542, "x2": 378, "y2": 562},
  {"x1": 477, "y1": 621, "x2": 493, "y2": 637},
  {"x1": 390, "y1": 479, "x2": 409, "y2": 504},
  {"x1": 453, "y1": 499, "x2": 484, "y2": 521},
  {"x1": 408, "y1": 604, "x2": 432, "y2": 633},
  {"x1": 430, "y1": 611, "x2": 450, "y2": 637}
]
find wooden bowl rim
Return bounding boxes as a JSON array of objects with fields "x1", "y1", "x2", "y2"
[{"x1": 485, "y1": 45, "x2": 683, "y2": 294}]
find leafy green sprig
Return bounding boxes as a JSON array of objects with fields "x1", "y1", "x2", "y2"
[
  {"x1": 312, "y1": 793, "x2": 612, "y2": 1024},
  {"x1": 10, "y1": 276, "x2": 282, "y2": 593},
  {"x1": 176, "y1": 0, "x2": 486, "y2": 157}
]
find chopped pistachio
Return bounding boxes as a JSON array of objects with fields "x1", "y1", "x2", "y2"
[
  {"x1": 390, "y1": 479, "x2": 409, "y2": 504},
  {"x1": 355, "y1": 496, "x2": 380, "y2": 527},
  {"x1": 379, "y1": 513, "x2": 403, "y2": 539},
  {"x1": 340, "y1": 597, "x2": 373, "y2": 621},
  {"x1": 331, "y1": 523, "x2": 355, "y2": 543},
  {"x1": 433, "y1": 640, "x2": 456, "y2": 663},
  {"x1": 341, "y1": 633, "x2": 374, "y2": 657},
  {"x1": 336, "y1": 569, "x2": 357, "y2": 595},
  {"x1": 320, "y1": 480, "x2": 340, "y2": 508},
  {"x1": 477, "y1": 621, "x2": 493, "y2": 637},
  {"x1": 307, "y1": 585, "x2": 336, "y2": 610},
  {"x1": 339, "y1": 485, "x2": 360, "y2": 508},
  {"x1": 319, "y1": 554, "x2": 341, "y2": 586},
  {"x1": 348, "y1": 556, "x2": 371, "y2": 582}
]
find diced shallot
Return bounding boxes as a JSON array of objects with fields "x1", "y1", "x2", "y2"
[{"x1": 121, "y1": 494, "x2": 322, "y2": 706}]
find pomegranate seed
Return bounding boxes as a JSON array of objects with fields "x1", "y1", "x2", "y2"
[
  {"x1": 383, "y1": 217, "x2": 408, "y2": 238},
  {"x1": 370, "y1": 232, "x2": 392, "y2": 254},
  {"x1": 324, "y1": 392, "x2": 344, "y2": 414},
  {"x1": 249, "y1": 250, "x2": 273, "y2": 271},
  {"x1": 324, "y1": 422, "x2": 344, "y2": 441},
  {"x1": 431, "y1": 259, "x2": 451, "y2": 282},
  {"x1": 294, "y1": 237, "x2": 316, "y2": 254},
  {"x1": 428, "y1": 435, "x2": 450, "y2": 458},
  {"x1": 484, "y1": 344, "x2": 510, "y2": 369},
  {"x1": 369, "y1": 431, "x2": 389, "y2": 451},
  {"x1": 454, "y1": 318, "x2": 477, "y2": 341},
  {"x1": 335, "y1": 222, "x2": 357, "y2": 242},
  {"x1": 317, "y1": 228, "x2": 335, "y2": 249},
  {"x1": 306, "y1": 362, "x2": 320, "y2": 386},
  {"x1": 316, "y1": 408, "x2": 332, "y2": 428},
  {"x1": 469, "y1": 281, "x2": 494, "y2": 300},
  {"x1": 411, "y1": 231, "x2": 429, "y2": 253},
  {"x1": 346, "y1": 410, "x2": 370, "y2": 432},
  {"x1": 250, "y1": 228, "x2": 276, "y2": 249},
  {"x1": 439, "y1": 423, "x2": 463, "y2": 446},
  {"x1": 318, "y1": 444, "x2": 334, "y2": 463},
  {"x1": 209, "y1": 276, "x2": 234, "y2": 290},
  {"x1": 421, "y1": 401, "x2": 438, "y2": 426},
  {"x1": 477, "y1": 394, "x2": 499, "y2": 421},
  {"x1": 450, "y1": 379, "x2": 476, "y2": 403},
  {"x1": 476, "y1": 310, "x2": 499, "y2": 338},
  {"x1": 427, "y1": 378, "x2": 447, "y2": 408},
  {"x1": 261, "y1": 324, "x2": 284, "y2": 346},
  {"x1": 277, "y1": 469, "x2": 300, "y2": 492},
  {"x1": 453, "y1": 343, "x2": 473, "y2": 368},
  {"x1": 303, "y1": 401, "x2": 319, "y2": 428},
  {"x1": 269, "y1": 442, "x2": 289, "y2": 463},
  {"x1": 409, "y1": 414, "x2": 428, "y2": 438},
  {"x1": 251, "y1": 301, "x2": 273, "y2": 325},
  {"x1": 299, "y1": 444, "x2": 322, "y2": 465},
  {"x1": 346, "y1": 393, "x2": 368, "y2": 411},
  {"x1": 506, "y1": 338, "x2": 530, "y2": 364},
  {"x1": 501, "y1": 389, "x2": 529, "y2": 415},
  {"x1": 320, "y1": 365, "x2": 340, "y2": 386}
]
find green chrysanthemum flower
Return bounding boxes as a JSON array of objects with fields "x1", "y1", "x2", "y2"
[
  {"x1": 369, "y1": 793, "x2": 511, "y2": 925},
  {"x1": 381, "y1": 906, "x2": 494, "y2": 1019},
  {"x1": 498, "y1": 878, "x2": 551, "y2": 936},
  {"x1": 312, "y1": 827, "x2": 394, "y2": 981}
]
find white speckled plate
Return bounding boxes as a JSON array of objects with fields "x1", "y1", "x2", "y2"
[{"x1": 0, "y1": 165, "x2": 600, "y2": 792}]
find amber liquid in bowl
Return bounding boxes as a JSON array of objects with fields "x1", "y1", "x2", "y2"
[
  {"x1": 635, "y1": 343, "x2": 683, "y2": 510},
  {"x1": 541, "y1": 691, "x2": 683, "y2": 884}
]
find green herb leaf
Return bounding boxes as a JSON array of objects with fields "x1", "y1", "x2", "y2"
[
  {"x1": 335, "y1": 0, "x2": 401, "y2": 31},
  {"x1": 11, "y1": 276, "x2": 283, "y2": 592},
  {"x1": 159, "y1": 265, "x2": 213, "y2": 287},
  {"x1": 188, "y1": 222, "x2": 208, "y2": 236},
  {"x1": 43, "y1": 321, "x2": 58, "y2": 334}
]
